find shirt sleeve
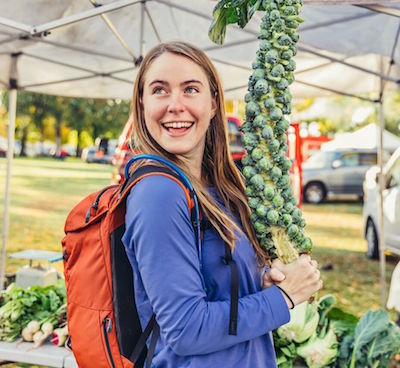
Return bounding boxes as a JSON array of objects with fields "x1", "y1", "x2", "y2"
[{"x1": 123, "y1": 175, "x2": 290, "y2": 356}]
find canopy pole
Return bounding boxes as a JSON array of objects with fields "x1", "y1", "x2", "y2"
[
  {"x1": 378, "y1": 55, "x2": 386, "y2": 308},
  {"x1": 139, "y1": 0, "x2": 145, "y2": 56},
  {"x1": 0, "y1": 88, "x2": 17, "y2": 291}
]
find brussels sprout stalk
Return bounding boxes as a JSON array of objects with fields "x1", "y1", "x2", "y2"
[{"x1": 209, "y1": 0, "x2": 311, "y2": 264}]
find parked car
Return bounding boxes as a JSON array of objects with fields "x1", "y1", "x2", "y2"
[
  {"x1": 302, "y1": 149, "x2": 378, "y2": 203},
  {"x1": 112, "y1": 115, "x2": 245, "y2": 183},
  {"x1": 363, "y1": 147, "x2": 400, "y2": 259}
]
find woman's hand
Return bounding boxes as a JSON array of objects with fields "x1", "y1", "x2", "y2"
[
  {"x1": 263, "y1": 254, "x2": 322, "y2": 308},
  {"x1": 262, "y1": 267, "x2": 286, "y2": 289}
]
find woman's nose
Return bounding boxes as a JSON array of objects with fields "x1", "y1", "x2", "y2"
[{"x1": 167, "y1": 92, "x2": 185, "y2": 113}]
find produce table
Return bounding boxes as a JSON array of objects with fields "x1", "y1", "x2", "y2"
[{"x1": 0, "y1": 341, "x2": 77, "y2": 367}]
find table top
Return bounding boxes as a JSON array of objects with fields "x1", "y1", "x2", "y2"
[
  {"x1": 0, "y1": 341, "x2": 77, "y2": 367},
  {"x1": 9, "y1": 250, "x2": 63, "y2": 263}
]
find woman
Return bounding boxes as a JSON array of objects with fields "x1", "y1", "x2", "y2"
[{"x1": 122, "y1": 41, "x2": 322, "y2": 367}]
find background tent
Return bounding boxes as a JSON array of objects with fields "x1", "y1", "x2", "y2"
[
  {"x1": 322, "y1": 123, "x2": 400, "y2": 152},
  {"x1": 1, "y1": 1, "x2": 399, "y2": 300}
]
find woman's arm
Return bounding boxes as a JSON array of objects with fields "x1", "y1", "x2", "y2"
[{"x1": 123, "y1": 175, "x2": 290, "y2": 356}]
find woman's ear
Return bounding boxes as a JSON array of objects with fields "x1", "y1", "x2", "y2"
[{"x1": 210, "y1": 96, "x2": 217, "y2": 120}]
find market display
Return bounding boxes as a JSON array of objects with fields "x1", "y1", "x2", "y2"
[{"x1": 0, "y1": 281, "x2": 69, "y2": 348}]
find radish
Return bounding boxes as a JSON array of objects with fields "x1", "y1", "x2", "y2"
[
  {"x1": 26, "y1": 320, "x2": 40, "y2": 334},
  {"x1": 51, "y1": 326, "x2": 68, "y2": 347},
  {"x1": 21, "y1": 327, "x2": 33, "y2": 342},
  {"x1": 41, "y1": 322, "x2": 54, "y2": 335}
]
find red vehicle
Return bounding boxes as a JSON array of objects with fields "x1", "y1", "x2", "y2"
[{"x1": 112, "y1": 114, "x2": 245, "y2": 183}]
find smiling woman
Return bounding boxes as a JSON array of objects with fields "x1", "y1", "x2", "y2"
[{"x1": 121, "y1": 41, "x2": 321, "y2": 368}]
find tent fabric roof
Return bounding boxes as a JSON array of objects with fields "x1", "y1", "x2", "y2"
[
  {"x1": 322, "y1": 123, "x2": 400, "y2": 152},
  {"x1": 0, "y1": 1, "x2": 399, "y2": 100}
]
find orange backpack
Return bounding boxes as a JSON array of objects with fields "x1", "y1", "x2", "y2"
[
  {"x1": 62, "y1": 154, "x2": 203, "y2": 368},
  {"x1": 62, "y1": 154, "x2": 238, "y2": 368}
]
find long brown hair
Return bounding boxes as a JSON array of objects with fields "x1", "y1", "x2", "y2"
[{"x1": 131, "y1": 41, "x2": 267, "y2": 265}]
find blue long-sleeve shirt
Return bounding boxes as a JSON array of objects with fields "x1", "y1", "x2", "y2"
[{"x1": 122, "y1": 175, "x2": 290, "y2": 368}]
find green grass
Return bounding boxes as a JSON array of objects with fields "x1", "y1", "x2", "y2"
[
  {"x1": 0, "y1": 157, "x2": 113, "y2": 274},
  {"x1": 302, "y1": 202, "x2": 399, "y2": 319},
  {"x1": 0, "y1": 157, "x2": 399, "y2": 367}
]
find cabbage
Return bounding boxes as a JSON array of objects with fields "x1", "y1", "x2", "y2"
[
  {"x1": 277, "y1": 301, "x2": 319, "y2": 343},
  {"x1": 297, "y1": 326, "x2": 338, "y2": 368}
]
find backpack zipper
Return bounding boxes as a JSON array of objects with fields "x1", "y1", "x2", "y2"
[{"x1": 102, "y1": 317, "x2": 116, "y2": 368}]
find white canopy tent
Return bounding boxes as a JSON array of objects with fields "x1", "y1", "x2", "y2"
[
  {"x1": 1, "y1": 1, "x2": 399, "y2": 304},
  {"x1": 322, "y1": 123, "x2": 400, "y2": 152}
]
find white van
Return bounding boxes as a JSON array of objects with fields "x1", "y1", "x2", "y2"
[{"x1": 363, "y1": 147, "x2": 400, "y2": 259}]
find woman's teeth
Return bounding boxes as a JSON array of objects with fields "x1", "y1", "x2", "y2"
[{"x1": 163, "y1": 122, "x2": 193, "y2": 129}]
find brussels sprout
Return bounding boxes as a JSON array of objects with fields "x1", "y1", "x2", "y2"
[
  {"x1": 271, "y1": 64, "x2": 285, "y2": 78},
  {"x1": 244, "y1": 92, "x2": 252, "y2": 103},
  {"x1": 267, "y1": 209, "x2": 279, "y2": 224},
  {"x1": 269, "y1": 9, "x2": 281, "y2": 21},
  {"x1": 253, "y1": 68, "x2": 266, "y2": 81},
  {"x1": 275, "y1": 90, "x2": 292, "y2": 104},
  {"x1": 289, "y1": 44, "x2": 297, "y2": 56},
  {"x1": 246, "y1": 101, "x2": 261, "y2": 118},
  {"x1": 258, "y1": 157, "x2": 272, "y2": 171},
  {"x1": 261, "y1": 126, "x2": 274, "y2": 139},
  {"x1": 254, "y1": 221, "x2": 267, "y2": 235},
  {"x1": 292, "y1": 208, "x2": 302, "y2": 223},
  {"x1": 300, "y1": 237, "x2": 313, "y2": 253},
  {"x1": 248, "y1": 197, "x2": 261, "y2": 209},
  {"x1": 242, "y1": 132, "x2": 259, "y2": 149},
  {"x1": 250, "y1": 174, "x2": 265, "y2": 191},
  {"x1": 277, "y1": 35, "x2": 292, "y2": 47},
  {"x1": 285, "y1": 59, "x2": 296, "y2": 72},
  {"x1": 286, "y1": 72, "x2": 295, "y2": 85},
  {"x1": 254, "y1": 79, "x2": 269, "y2": 97},
  {"x1": 288, "y1": 224, "x2": 299, "y2": 238},
  {"x1": 243, "y1": 166, "x2": 257, "y2": 179},
  {"x1": 268, "y1": 139, "x2": 280, "y2": 153},
  {"x1": 253, "y1": 115, "x2": 266, "y2": 129},
  {"x1": 270, "y1": 166, "x2": 282, "y2": 181},
  {"x1": 284, "y1": 6, "x2": 298, "y2": 16},
  {"x1": 250, "y1": 212, "x2": 259, "y2": 224},
  {"x1": 282, "y1": 213, "x2": 292, "y2": 227},
  {"x1": 277, "y1": 78, "x2": 289, "y2": 90},
  {"x1": 286, "y1": 20, "x2": 299, "y2": 29},
  {"x1": 263, "y1": 97, "x2": 276, "y2": 109},
  {"x1": 251, "y1": 147, "x2": 264, "y2": 161},
  {"x1": 290, "y1": 32, "x2": 300, "y2": 42},
  {"x1": 269, "y1": 107, "x2": 283, "y2": 121},
  {"x1": 272, "y1": 195, "x2": 283, "y2": 208},
  {"x1": 274, "y1": 119, "x2": 290, "y2": 134},
  {"x1": 266, "y1": 49, "x2": 279, "y2": 64},
  {"x1": 282, "y1": 157, "x2": 292, "y2": 171},
  {"x1": 272, "y1": 19, "x2": 286, "y2": 32},
  {"x1": 281, "y1": 187, "x2": 293, "y2": 200},
  {"x1": 278, "y1": 174, "x2": 291, "y2": 188},
  {"x1": 256, "y1": 204, "x2": 268, "y2": 217},
  {"x1": 244, "y1": 186, "x2": 254, "y2": 197},
  {"x1": 264, "y1": 184, "x2": 275, "y2": 200},
  {"x1": 282, "y1": 202, "x2": 294, "y2": 215},
  {"x1": 241, "y1": 154, "x2": 254, "y2": 166},
  {"x1": 260, "y1": 39, "x2": 272, "y2": 51},
  {"x1": 282, "y1": 50, "x2": 294, "y2": 60},
  {"x1": 294, "y1": 231, "x2": 305, "y2": 244},
  {"x1": 261, "y1": 237, "x2": 274, "y2": 249},
  {"x1": 282, "y1": 104, "x2": 292, "y2": 115},
  {"x1": 298, "y1": 218, "x2": 306, "y2": 228},
  {"x1": 258, "y1": 29, "x2": 271, "y2": 40}
]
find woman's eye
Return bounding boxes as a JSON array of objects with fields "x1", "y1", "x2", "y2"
[
  {"x1": 152, "y1": 87, "x2": 166, "y2": 94},
  {"x1": 185, "y1": 86, "x2": 198, "y2": 94}
]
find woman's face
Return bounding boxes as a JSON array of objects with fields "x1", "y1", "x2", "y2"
[{"x1": 141, "y1": 52, "x2": 217, "y2": 165}]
